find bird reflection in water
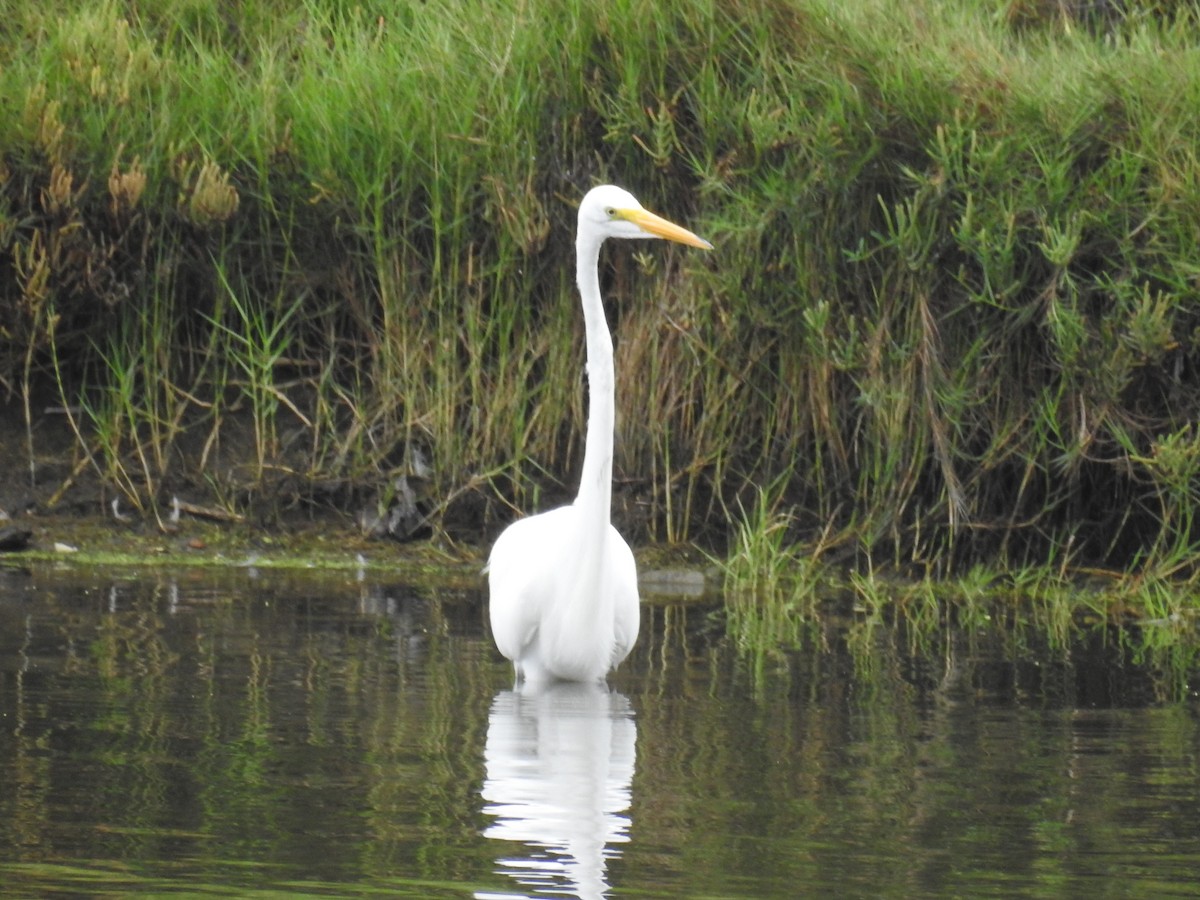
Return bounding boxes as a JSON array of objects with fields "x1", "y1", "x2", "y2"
[{"x1": 476, "y1": 681, "x2": 637, "y2": 900}]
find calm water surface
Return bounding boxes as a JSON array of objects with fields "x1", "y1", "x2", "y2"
[{"x1": 0, "y1": 564, "x2": 1198, "y2": 898}]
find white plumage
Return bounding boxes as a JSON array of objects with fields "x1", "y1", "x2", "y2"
[{"x1": 487, "y1": 185, "x2": 711, "y2": 683}]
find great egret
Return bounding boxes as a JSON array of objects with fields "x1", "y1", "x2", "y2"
[{"x1": 487, "y1": 185, "x2": 712, "y2": 683}]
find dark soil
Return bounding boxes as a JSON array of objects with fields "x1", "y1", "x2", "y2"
[{"x1": 0, "y1": 394, "x2": 469, "y2": 570}]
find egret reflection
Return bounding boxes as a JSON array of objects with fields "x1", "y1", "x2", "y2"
[{"x1": 477, "y1": 681, "x2": 637, "y2": 900}]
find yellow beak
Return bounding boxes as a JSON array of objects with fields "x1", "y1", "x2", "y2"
[{"x1": 621, "y1": 207, "x2": 713, "y2": 250}]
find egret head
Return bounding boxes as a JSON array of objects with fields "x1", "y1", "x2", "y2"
[{"x1": 578, "y1": 185, "x2": 712, "y2": 249}]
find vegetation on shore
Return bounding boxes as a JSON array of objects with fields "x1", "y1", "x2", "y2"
[{"x1": 4, "y1": 0, "x2": 1200, "y2": 650}]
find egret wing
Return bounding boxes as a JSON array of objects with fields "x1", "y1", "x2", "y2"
[
  {"x1": 607, "y1": 526, "x2": 640, "y2": 667},
  {"x1": 487, "y1": 508, "x2": 572, "y2": 664}
]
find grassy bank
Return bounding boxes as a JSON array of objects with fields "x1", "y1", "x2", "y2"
[{"x1": 4, "y1": 0, "x2": 1200, "y2": 598}]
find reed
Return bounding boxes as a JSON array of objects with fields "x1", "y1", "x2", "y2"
[{"x1": 720, "y1": 481, "x2": 824, "y2": 655}]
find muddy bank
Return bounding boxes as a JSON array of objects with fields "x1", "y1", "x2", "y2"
[
  {"x1": 3, "y1": 391, "x2": 442, "y2": 555},
  {"x1": 1, "y1": 400, "x2": 716, "y2": 599}
]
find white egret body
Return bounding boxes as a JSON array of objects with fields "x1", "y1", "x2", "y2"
[{"x1": 487, "y1": 185, "x2": 711, "y2": 683}]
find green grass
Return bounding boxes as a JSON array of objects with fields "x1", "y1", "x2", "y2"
[
  {"x1": 4, "y1": 0, "x2": 1200, "y2": 639},
  {"x1": 720, "y1": 482, "x2": 825, "y2": 666}
]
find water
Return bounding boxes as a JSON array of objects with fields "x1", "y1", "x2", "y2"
[{"x1": 0, "y1": 564, "x2": 1198, "y2": 898}]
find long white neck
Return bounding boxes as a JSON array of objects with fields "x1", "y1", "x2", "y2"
[{"x1": 574, "y1": 229, "x2": 614, "y2": 522}]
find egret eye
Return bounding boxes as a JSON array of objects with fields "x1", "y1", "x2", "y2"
[{"x1": 605, "y1": 207, "x2": 616, "y2": 218}]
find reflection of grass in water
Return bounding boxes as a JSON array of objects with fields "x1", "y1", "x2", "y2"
[
  {"x1": 0, "y1": 858, "x2": 474, "y2": 897},
  {"x1": 719, "y1": 485, "x2": 824, "y2": 689},
  {"x1": 721, "y1": 519, "x2": 1200, "y2": 701},
  {"x1": 1124, "y1": 622, "x2": 1200, "y2": 704},
  {"x1": 5, "y1": 568, "x2": 494, "y2": 893}
]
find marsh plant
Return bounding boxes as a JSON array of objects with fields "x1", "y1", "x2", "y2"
[{"x1": 2, "y1": 0, "x2": 1200, "y2": 646}]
